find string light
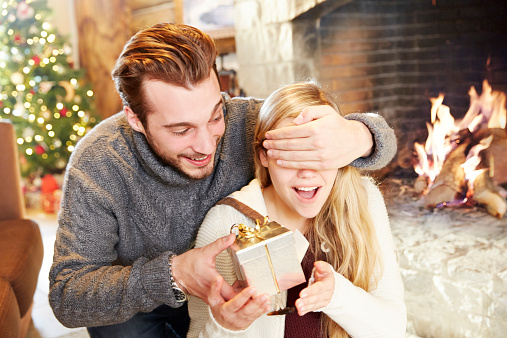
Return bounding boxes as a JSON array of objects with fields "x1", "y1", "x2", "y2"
[{"x1": 26, "y1": 148, "x2": 33, "y2": 155}]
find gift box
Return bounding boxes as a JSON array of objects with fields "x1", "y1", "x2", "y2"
[{"x1": 228, "y1": 220, "x2": 306, "y2": 296}]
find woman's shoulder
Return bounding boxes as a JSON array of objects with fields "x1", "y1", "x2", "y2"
[
  {"x1": 360, "y1": 176, "x2": 382, "y2": 196},
  {"x1": 196, "y1": 180, "x2": 265, "y2": 247}
]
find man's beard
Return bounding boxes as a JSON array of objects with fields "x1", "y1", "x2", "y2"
[{"x1": 144, "y1": 131, "x2": 218, "y2": 181}]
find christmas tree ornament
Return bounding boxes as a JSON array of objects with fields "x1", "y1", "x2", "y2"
[
  {"x1": 58, "y1": 80, "x2": 75, "y2": 101},
  {"x1": 16, "y1": 1, "x2": 34, "y2": 20},
  {"x1": 39, "y1": 81, "x2": 53, "y2": 94},
  {"x1": 10, "y1": 71, "x2": 24, "y2": 85}
]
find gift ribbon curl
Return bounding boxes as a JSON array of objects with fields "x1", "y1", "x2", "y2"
[{"x1": 230, "y1": 216, "x2": 270, "y2": 240}]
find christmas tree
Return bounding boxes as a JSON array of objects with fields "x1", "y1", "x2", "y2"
[{"x1": 0, "y1": 0, "x2": 98, "y2": 177}]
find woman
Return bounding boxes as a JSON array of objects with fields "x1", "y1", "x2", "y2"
[{"x1": 187, "y1": 81, "x2": 406, "y2": 337}]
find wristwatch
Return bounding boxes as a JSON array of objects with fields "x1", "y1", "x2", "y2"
[{"x1": 168, "y1": 254, "x2": 188, "y2": 303}]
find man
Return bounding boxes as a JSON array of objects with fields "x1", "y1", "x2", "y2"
[{"x1": 49, "y1": 23, "x2": 396, "y2": 337}]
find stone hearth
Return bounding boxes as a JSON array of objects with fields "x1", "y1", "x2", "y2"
[{"x1": 382, "y1": 179, "x2": 507, "y2": 337}]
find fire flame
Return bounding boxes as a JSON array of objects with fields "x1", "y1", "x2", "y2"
[{"x1": 414, "y1": 80, "x2": 506, "y2": 191}]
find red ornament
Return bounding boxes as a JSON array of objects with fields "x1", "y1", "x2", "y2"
[
  {"x1": 32, "y1": 55, "x2": 40, "y2": 64},
  {"x1": 41, "y1": 174, "x2": 61, "y2": 214},
  {"x1": 14, "y1": 35, "x2": 22, "y2": 43},
  {"x1": 35, "y1": 144, "x2": 45, "y2": 155},
  {"x1": 41, "y1": 174, "x2": 59, "y2": 194},
  {"x1": 60, "y1": 107, "x2": 69, "y2": 116}
]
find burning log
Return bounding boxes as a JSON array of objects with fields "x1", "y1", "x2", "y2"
[
  {"x1": 481, "y1": 128, "x2": 507, "y2": 185},
  {"x1": 473, "y1": 171, "x2": 507, "y2": 218},
  {"x1": 425, "y1": 140, "x2": 469, "y2": 208},
  {"x1": 414, "y1": 175, "x2": 429, "y2": 194}
]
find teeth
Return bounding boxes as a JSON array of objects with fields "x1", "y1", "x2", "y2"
[
  {"x1": 191, "y1": 156, "x2": 207, "y2": 161},
  {"x1": 296, "y1": 187, "x2": 317, "y2": 191}
]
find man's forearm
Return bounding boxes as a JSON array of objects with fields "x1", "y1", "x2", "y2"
[{"x1": 345, "y1": 112, "x2": 397, "y2": 171}]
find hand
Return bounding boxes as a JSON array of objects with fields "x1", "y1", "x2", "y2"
[
  {"x1": 263, "y1": 105, "x2": 374, "y2": 170},
  {"x1": 209, "y1": 276, "x2": 271, "y2": 331},
  {"x1": 171, "y1": 234, "x2": 237, "y2": 303},
  {"x1": 295, "y1": 261, "x2": 335, "y2": 316}
]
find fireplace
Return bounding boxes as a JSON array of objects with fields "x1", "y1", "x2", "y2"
[{"x1": 233, "y1": 0, "x2": 507, "y2": 336}]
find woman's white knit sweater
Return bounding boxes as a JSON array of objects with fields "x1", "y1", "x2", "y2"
[{"x1": 187, "y1": 179, "x2": 406, "y2": 338}]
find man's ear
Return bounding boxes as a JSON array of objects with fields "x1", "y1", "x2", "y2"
[
  {"x1": 259, "y1": 149, "x2": 269, "y2": 168},
  {"x1": 124, "y1": 106, "x2": 146, "y2": 135}
]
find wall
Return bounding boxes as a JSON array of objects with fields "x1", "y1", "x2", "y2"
[
  {"x1": 313, "y1": 0, "x2": 507, "y2": 143},
  {"x1": 235, "y1": 0, "x2": 507, "y2": 145}
]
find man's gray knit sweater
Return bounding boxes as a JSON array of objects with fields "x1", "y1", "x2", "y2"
[{"x1": 49, "y1": 96, "x2": 396, "y2": 328}]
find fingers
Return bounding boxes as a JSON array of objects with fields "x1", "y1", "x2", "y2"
[
  {"x1": 211, "y1": 287, "x2": 271, "y2": 331},
  {"x1": 293, "y1": 105, "x2": 336, "y2": 125},
  {"x1": 265, "y1": 122, "x2": 316, "y2": 141},
  {"x1": 295, "y1": 261, "x2": 335, "y2": 316},
  {"x1": 314, "y1": 260, "x2": 333, "y2": 277},
  {"x1": 204, "y1": 233, "x2": 236, "y2": 259},
  {"x1": 220, "y1": 278, "x2": 238, "y2": 301},
  {"x1": 208, "y1": 276, "x2": 225, "y2": 307}
]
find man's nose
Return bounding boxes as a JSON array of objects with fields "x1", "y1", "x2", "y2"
[{"x1": 192, "y1": 129, "x2": 215, "y2": 154}]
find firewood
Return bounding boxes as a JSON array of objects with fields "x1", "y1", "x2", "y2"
[
  {"x1": 483, "y1": 128, "x2": 507, "y2": 185},
  {"x1": 397, "y1": 147, "x2": 415, "y2": 169},
  {"x1": 425, "y1": 141, "x2": 469, "y2": 208},
  {"x1": 473, "y1": 171, "x2": 507, "y2": 218},
  {"x1": 414, "y1": 175, "x2": 429, "y2": 194}
]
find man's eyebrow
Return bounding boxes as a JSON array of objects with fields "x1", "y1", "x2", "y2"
[{"x1": 162, "y1": 98, "x2": 223, "y2": 129}]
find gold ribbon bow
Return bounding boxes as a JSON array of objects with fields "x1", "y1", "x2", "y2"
[{"x1": 230, "y1": 216, "x2": 270, "y2": 239}]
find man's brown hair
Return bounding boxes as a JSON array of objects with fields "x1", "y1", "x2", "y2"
[{"x1": 111, "y1": 23, "x2": 219, "y2": 127}]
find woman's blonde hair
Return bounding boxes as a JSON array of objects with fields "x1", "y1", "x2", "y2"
[{"x1": 253, "y1": 80, "x2": 382, "y2": 338}]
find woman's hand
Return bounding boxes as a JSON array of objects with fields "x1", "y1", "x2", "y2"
[
  {"x1": 295, "y1": 261, "x2": 335, "y2": 316},
  {"x1": 208, "y1": 276, "x2": 271, "y2": 331}
]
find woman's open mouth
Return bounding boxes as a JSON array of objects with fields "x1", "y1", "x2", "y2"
[{"x1": 294, "y1": 186, "x2": 319, "y2": 200}]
